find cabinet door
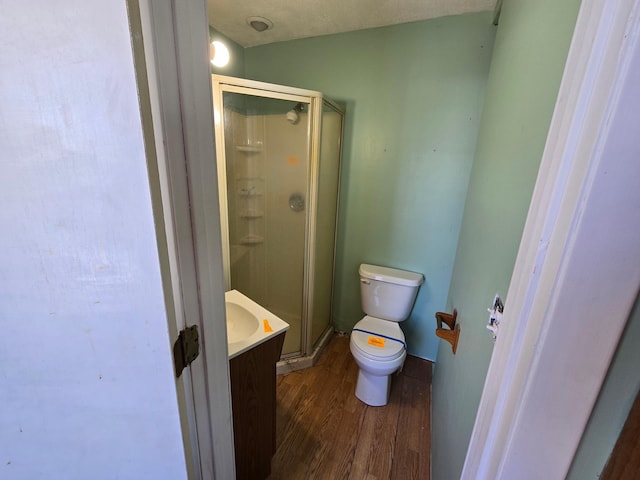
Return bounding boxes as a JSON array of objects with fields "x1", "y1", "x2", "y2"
[{"x1": 229, "y1": 333, "x2": 286, "y2": 480}]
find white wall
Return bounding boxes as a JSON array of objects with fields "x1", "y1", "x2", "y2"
[{"x1": 0, "y1": 2, "x2": 187, "y2": 478}]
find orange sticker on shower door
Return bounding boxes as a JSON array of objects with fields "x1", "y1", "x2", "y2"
[{"x1": 368, "y1": 336, "x2": 385, "y2": 348}]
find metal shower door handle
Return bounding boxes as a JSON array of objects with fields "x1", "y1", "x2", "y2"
[{"x1": 289, "y1": 193, "x2": 305, "y2": 212}]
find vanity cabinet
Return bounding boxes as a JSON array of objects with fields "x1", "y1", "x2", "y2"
[{"x1": 229, "y1": 332, "x2": 285, "y2": 480}]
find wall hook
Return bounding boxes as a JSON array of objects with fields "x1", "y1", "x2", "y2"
[{"x1": 435, "y1": 309, "x2": 460, "y2": 354}]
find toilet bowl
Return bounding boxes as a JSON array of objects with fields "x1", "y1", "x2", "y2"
[
  {"x1": 350, "y1": 316, "x2": 407, "y2": 406},
  {"x1": 350, "y1": 264, "x2": 423, "y2": 406}
]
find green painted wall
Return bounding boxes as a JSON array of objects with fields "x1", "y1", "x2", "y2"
[
  {"x1": 567, "y1": 294, "x2": 640, "y2": 478},
  {"x1": 430, "y1": 0, "x2": 581, "y2": 478},
  {"x1": 244, "y1": 13, "x2": 496, "y2": 360}
]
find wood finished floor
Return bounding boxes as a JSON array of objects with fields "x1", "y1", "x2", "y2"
[
  {"x1": 268, "y1": 333, "x2": 431, "y2": 480},
  {"x1": 601, "y1": 385, "x2": 640, "y2": 479}
]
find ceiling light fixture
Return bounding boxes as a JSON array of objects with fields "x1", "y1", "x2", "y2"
[{"x1": 247, "y1": 16, "x2": 273, "y2": 33}]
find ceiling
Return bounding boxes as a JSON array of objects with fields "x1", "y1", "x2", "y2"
[{"x1": 207, "y1": 0, "x2": 497, "y2": 48}]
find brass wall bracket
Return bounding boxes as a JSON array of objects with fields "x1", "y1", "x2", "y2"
[{"x1": 435, "y1": 309, "x2": 460, "y2": 354}]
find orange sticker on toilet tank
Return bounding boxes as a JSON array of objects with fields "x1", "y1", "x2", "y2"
[
  {"x1": 263, "y1": 319, "x2": 273, "y2": 333},
  {"x1": 368, "y1": 336, "x2": 385, "y2": 348}
]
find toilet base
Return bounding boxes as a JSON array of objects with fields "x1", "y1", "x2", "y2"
[{"x1": 355, "y1": 368, "x2": 392, "y2": 406}]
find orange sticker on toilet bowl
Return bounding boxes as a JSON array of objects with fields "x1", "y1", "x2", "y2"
[
  {"x1": 368, "y1": 336, "x2": 385, "y2": 348},
  {"x1": 263, "y1": 319, "x2": 273, "y2": 333}
]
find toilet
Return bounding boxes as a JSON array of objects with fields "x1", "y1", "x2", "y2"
[{"x1": 350, "y1": 263, "x2": 424, "y2": 406}]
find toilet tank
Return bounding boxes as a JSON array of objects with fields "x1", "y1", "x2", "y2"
[{"x1": 359, "y1": 264, "x2": 424, "y2": 322}]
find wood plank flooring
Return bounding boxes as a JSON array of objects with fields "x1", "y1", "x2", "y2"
[
  {"x1": 268, "y1": 333, "x2": 431, "y2": 480},
  {"x1": 601, "y1": 386, "x2": 640, "y2": 479}
]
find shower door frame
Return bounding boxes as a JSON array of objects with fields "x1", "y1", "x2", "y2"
[{"x1": 211, "y1": 74, "x2": 340, "y2": 358}]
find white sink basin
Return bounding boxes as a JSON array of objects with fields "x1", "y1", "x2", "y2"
[
  {"x1": 225, "y1": 289, "x2": 290, "y2": 359},
  {"x1": 226, "y1": 302, "x2": 260, "y2": 343}
]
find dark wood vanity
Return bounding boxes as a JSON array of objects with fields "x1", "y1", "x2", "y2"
[{"x1": 229, "y1": 332, "x2": 285, "y2": 480}]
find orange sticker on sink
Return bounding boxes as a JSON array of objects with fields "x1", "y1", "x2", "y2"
[
  {"x1": 263, "y1": 319, "x2": 273, "y2": 333},
  {"x1": 368, "y1": 336, "x2": 385, "y2": 348}
]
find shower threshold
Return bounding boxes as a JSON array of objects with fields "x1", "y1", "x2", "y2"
[{"x1": 276, "y1": 326, "x2": 334, "y2": 375}]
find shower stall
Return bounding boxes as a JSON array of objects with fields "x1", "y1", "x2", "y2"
[{"x1": 211, "y1": 75, "x2": 344, "y2": 365}]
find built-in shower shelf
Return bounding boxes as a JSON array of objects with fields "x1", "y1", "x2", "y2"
[
  {"x1": 236, "y1": 144, "x2": 262, "y2": 153},
  {"x1": 239, "y1": 234, "x2": 264, "y2": 245},
  {"x1": 238, "y1": 190, "x2": 263, "y2": 196},
  {"x1": 240, "y1": 210, "x2": 264, "y2": 219}
]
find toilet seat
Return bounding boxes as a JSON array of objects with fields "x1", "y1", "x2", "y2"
[{"x1": 351, "y1": 316, "x2": 406, "y2": 361}]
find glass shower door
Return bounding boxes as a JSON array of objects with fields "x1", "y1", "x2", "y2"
[{"x1": 218, "y1": 89, "x2": 311, "y2": 356}]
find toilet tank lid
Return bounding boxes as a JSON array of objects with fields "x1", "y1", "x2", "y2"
[{"x1": 359, "y1": 264, "x2": 424, "y2": 287}]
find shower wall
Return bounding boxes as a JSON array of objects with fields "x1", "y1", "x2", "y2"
[{"x1": 224, "y1": 110, "x2": 266, "y2": 305}]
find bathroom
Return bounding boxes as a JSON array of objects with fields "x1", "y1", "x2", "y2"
[
  {"x1": 4, "y1": 1, "x2": 639, "y2": 479},
  {"x1": 210, "y1": 14, "x2": 489, "y2": 365},
  {"x1": 208, "y1": 8, "x2": 496, "y2": 478},
  {"x1": 208, "y1": 0, "x2": 640, "y2": 479},
  {"x1": 210, "y1": 13, "x2": 493, "y2": 360}
]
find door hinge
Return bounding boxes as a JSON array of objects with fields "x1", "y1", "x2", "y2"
[{"x1": 173, "y1": 325, "x2": 200, "y2": 378}]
